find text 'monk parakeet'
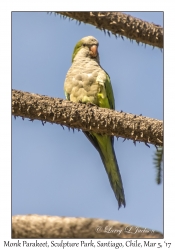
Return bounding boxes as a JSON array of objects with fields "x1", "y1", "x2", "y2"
[{"x1": 64, "y1": 36, "x2": 125, "y2": 209}]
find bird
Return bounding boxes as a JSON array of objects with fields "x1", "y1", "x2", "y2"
[{"x1": 64, "y1": 36, "x2": 126, "y2": 209}]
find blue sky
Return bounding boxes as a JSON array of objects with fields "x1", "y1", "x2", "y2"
[{"x1": 12, "y1": 12, "x2": 163, "y2": 234}]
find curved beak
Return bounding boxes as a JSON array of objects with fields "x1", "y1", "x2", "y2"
[{"x1": 90, "y1": 45, "x2": 98, "y2": 57}]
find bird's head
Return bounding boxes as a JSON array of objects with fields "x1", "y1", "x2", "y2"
[{"x1": 72, "y1": 36, "x2": 99, "y2": 63}]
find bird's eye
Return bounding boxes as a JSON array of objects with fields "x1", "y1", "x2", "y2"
[{"x1": 83, "y1": 44, "x2": 86, "y2": 47}]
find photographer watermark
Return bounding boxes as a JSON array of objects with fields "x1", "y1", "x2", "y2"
[{"x1": 96, "y1": 225, "x2": 155, "y2": 235}]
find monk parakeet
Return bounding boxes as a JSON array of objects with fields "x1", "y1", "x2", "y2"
[{"x1": 64, "y1": 36, "x2": 125, "y2": 208}]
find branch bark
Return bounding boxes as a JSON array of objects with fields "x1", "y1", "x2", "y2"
[
  {"x1": 12, "y1": 89, "x2": 163, "y2": 146},
  {"x1": 55, "y1": 12, "x2": 163, "y2": 49},
  {"x1": 12, "y1": 215, "x2": 163, "y2": 239}
]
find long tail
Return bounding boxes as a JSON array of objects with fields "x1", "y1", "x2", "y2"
[{"x1": 84, "y1": 131, "x2": 126, "y2": 209}]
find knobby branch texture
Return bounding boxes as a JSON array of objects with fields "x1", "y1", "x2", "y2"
[
  {"x1": 12, "y1": 90, "x2": 163, "y2": 146},
  {"x1": 12, "y1": 89, "x2": 163, "y2": 146},
  {"x1": 56, "y1": 12, "x2": 163, "y2": 49},
  {"x1": 12, "y1": 215, "x2": 163, "y2": 239}
]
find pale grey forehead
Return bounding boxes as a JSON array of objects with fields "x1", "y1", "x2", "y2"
[{"x1": 81, "y1": 36, "x2": 98, "y2": 44}]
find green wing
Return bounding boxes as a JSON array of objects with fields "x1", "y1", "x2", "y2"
[
  {"x1": 84, "y1": 71, "x2": 125, "y2": 208},
  {"x1": 104, "y1": 72, "x2": 115, "y2": 110},
  {"x1": 96, "y1": 70, "x2": 115, "y2": 110}
]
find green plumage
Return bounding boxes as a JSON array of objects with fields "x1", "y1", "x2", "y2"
[{"x1": 64, "y1": 36, "x2": 126, "y2": 208}]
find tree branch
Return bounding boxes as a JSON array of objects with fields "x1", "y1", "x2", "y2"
[
  {"x1": 55, "y1": 12, "x2": 163, "y2": 49},
  {"x1": 12, "y1": 89, "x2": 163, "y2": 146},
  {"x1": 12, "y1": 215, "x2": 163, "y2": 239}
]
